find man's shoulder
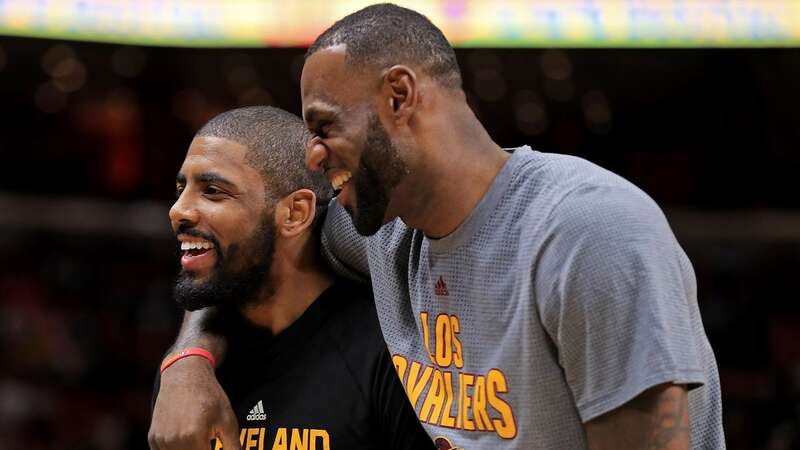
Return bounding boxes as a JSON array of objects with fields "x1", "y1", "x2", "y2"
[
  {"x1": 508, "y1": 148, "x2": 632, "y2": 197},
  {"x1": 508, "y1": 149, "x2": 659, "y2": 224},
  {"x1": 323, "y1": 279, "x2": 375, "y2": 314},
  {"x1": 319, "y1": 279, "x2": 385, "y2": 349}
]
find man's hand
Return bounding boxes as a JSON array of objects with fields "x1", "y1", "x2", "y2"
[
  {"x1": 148, "y1": 357, "x2": 241, "y2": 450},
  {"x1": 584, "y1": 384, "x2": 691, "y2": 450}
]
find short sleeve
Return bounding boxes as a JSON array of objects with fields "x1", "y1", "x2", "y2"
[
  {"x1": 534, "y1": 184, "x2": 706, "y2": 422},
  {"x1": 321, "y1": 199, "x2": 370, "y2": 281}
]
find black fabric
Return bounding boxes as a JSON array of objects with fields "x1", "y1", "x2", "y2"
[{"x1": 210, "y1": 280, "x2": 433, "y2": 450}]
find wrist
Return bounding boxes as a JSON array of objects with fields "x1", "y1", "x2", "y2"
[{"x1": 160, "y1": 347, "x2": 216, "y2": 374}]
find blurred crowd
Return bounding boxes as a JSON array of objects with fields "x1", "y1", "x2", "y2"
[{"x1": 0, "y1": 38, "x2": 798, "y2": 449}]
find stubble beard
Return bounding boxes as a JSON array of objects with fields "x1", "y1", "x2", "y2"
[{"x1": 349, "y1": 113, "x2": 408, "y2": 236}]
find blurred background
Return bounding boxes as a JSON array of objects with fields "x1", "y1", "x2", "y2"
[{"x1": 1, "y1": 1, "x2": 799, "y2": 449}]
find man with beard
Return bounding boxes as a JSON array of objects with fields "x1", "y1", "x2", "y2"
[
  {"x1": 151, "y1": 4, "x2": 725, "y2": 450},
  {"x1": 148, "y1": 106, "x2": 434, "y2": 450}
]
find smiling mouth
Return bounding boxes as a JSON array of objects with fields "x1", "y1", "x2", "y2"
[
  {"x1": 184, "y1": 247, "x2": 210, "y2": 258},
  {"x1": 330, "y1": 170, "x2": 352, "y2": 190},
  {"x1": 178, "y1": 239, "x2": 217, "y2": 271},
  {"x1": 180, "y1": 240, "x2": 214, "y2": 255}
]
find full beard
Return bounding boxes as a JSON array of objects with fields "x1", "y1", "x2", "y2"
[
  {"x1": 173, "y1": 214, "x2": 276, "y2": 311},
  {"x1": 349, "y1": 113, "x2": 407, "y2": 236}
]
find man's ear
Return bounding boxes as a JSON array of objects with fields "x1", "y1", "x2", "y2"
[
  {"x1": 383, "y1": 65, "x2": 418, "y2": 126},
  {"x1": 274, "y1": 189, "x2": 317, "y2": 238}
]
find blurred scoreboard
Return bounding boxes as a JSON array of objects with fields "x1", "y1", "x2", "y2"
[{"x1": 0, "y1": 0, "x2": 799, "y2": 47}]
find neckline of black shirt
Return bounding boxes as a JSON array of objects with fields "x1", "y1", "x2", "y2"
[{"x1": 220, "y1": 280, "x2": 350, "y2": 363}]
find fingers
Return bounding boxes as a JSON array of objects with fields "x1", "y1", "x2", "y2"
[
  {"x1": 150, "y1": 353, "x2": 236, "y2": 450},
  {"x1": 217, "y1": 430, "x2": 242, "y2": 450},
  {"x1": 216, "y1": 409, "x2": 242, "y2": 450},
  {"x1": 149, "y1": 424, "x2": 211, "y2": 450}
]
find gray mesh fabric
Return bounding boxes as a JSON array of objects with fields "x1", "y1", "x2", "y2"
[{"x1": 321, "y1": 147, "x2": 725, "y2": 449}]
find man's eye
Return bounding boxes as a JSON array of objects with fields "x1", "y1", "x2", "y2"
[
  {"x1": 314, "y1": 121, "x2": 332, "y2": 138},
  {"x1": 204, "y1": 186, "x2": 227, "y2": 197},
  {"x1": 175, "y1": 187, "x2": 184, "y2": 198}
]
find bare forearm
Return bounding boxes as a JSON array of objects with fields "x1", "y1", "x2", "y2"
[
  {"x1": 585, "y1": 384, "x2": 691, "y2": 450},
  {"x1": 169, "y1": 308, "x2": 228, "y2": 362}
]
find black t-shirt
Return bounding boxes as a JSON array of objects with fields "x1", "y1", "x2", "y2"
[{"x1": 210, "y1": 281, "x2": 434, "y2": 450}]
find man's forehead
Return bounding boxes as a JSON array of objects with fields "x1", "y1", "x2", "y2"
[
  {"x1": 305, "y1": 44, "x2": 347, "y2": 69},
  {"x1": 301, "y1": 48, "x2": 363, "y2": 121},
  {"x1": 303, "y1": 48, "x2": 346, "y2": 82},
  {"x1": 180, "y1": 136, "x2": 250, "y2": 176},
  {"x1": 302, "y1": 48, "x2": 350, "y2": 92},
  {"x1": 187, "y1": 136, "x2": 246, "y2": 158},
  {"x1": 323, "y1": 43, "x2": 347, "y2": 53}
]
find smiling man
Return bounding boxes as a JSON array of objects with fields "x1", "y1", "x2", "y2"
[
  {"x1": 151, "y1": 4, "x2": 725, "y2": 450},
  {"x1": 148, "y1": 106, "x2": 434, "y2": 450}
]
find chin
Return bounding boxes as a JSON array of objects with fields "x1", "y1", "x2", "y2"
[{"x1": 179, "y1": 270, "x2": 210, "y2": 285}]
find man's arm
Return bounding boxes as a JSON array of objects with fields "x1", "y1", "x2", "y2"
[
  {"x1": 148, "y1": 309, "x2": 241, "y2": 450},
  {"x1": 373, "y1": 348, "x2": 436, "y2": 449},
  {"x1": 534, "y1": 184, "x2": 715, "y2": 446},
  {"x1": 585, "y1": 384, "x2": 690, "y2": 450},
  {"x1": 319, "y1": 199, "x2": 371, "y2": 280},
  {"x1": 171, "y1": 307, "x2": 228, "y2": 357}
]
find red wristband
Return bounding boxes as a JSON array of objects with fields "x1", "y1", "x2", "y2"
[{"x1": 160, "y1": 348, "x2": 216, "y2": 374}]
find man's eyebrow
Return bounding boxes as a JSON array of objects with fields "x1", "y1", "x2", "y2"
[
  {"x1": 304, "y1": 108, "x2": 320, "y2": 127},
  {"x1": 304, "y1": 103, "x2": 338, "y2": 127},
  {"x1": 176, "y1": 173, "x2": 186, "y2": 185},
  {"x1": 195, "y1": 172, "x2": 235, "y2": 185}
]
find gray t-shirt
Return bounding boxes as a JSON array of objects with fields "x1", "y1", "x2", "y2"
[{"x1": 321, "y1": 147, "x2": 724, "y2": 449}]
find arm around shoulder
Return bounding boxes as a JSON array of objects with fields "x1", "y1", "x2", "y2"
[
  {"x1": 319, "y1": 199, "x2": 371, "y2": 280},
  {"x1": 149, "y1": 308, "x2": 241, "y2": 450},
  {"x1": 171, "y1": 308, "x2": 228, "y2": 360}
]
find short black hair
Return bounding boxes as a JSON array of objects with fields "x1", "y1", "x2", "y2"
[
  {"x1": 196, "y1": 106, "x2": 333, "y2": 224},
  {"x1": 307, "y1": 3, "x2": 462, "y2": 89}
]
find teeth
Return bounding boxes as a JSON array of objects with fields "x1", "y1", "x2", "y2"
[
  {"x1": 331, "y1": 171, "x2": 352, "y2": 190},
  {"x1": 180, "y1": 241, "x2": 215, "y2": 251}
]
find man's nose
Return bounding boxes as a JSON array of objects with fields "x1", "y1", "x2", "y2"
[
  {"x1": 305, "y1": 138, "x2": 329, "y2": 173},
  {"x1": 169, "y1": 193, "x2": 199, "y2": 231}
]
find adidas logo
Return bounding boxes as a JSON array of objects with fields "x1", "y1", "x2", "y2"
[
  {"x1": 434, "y1": 276, "x2": 449, "y2": 296},
  {"x1": 246, "y1": 400, "x2": 266, "y2": 421}
]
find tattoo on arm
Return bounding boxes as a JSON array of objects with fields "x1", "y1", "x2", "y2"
[{"x1": 585, "y1": 384, "x2": 691, "y2": 450}]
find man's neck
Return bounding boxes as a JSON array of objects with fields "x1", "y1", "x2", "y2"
[
  {"x1": 400, "y1": 107, "x2": 511, "y2": 239},
  {"x1": 240, "y1": 239, "x2": 334, "y2": 335}
]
